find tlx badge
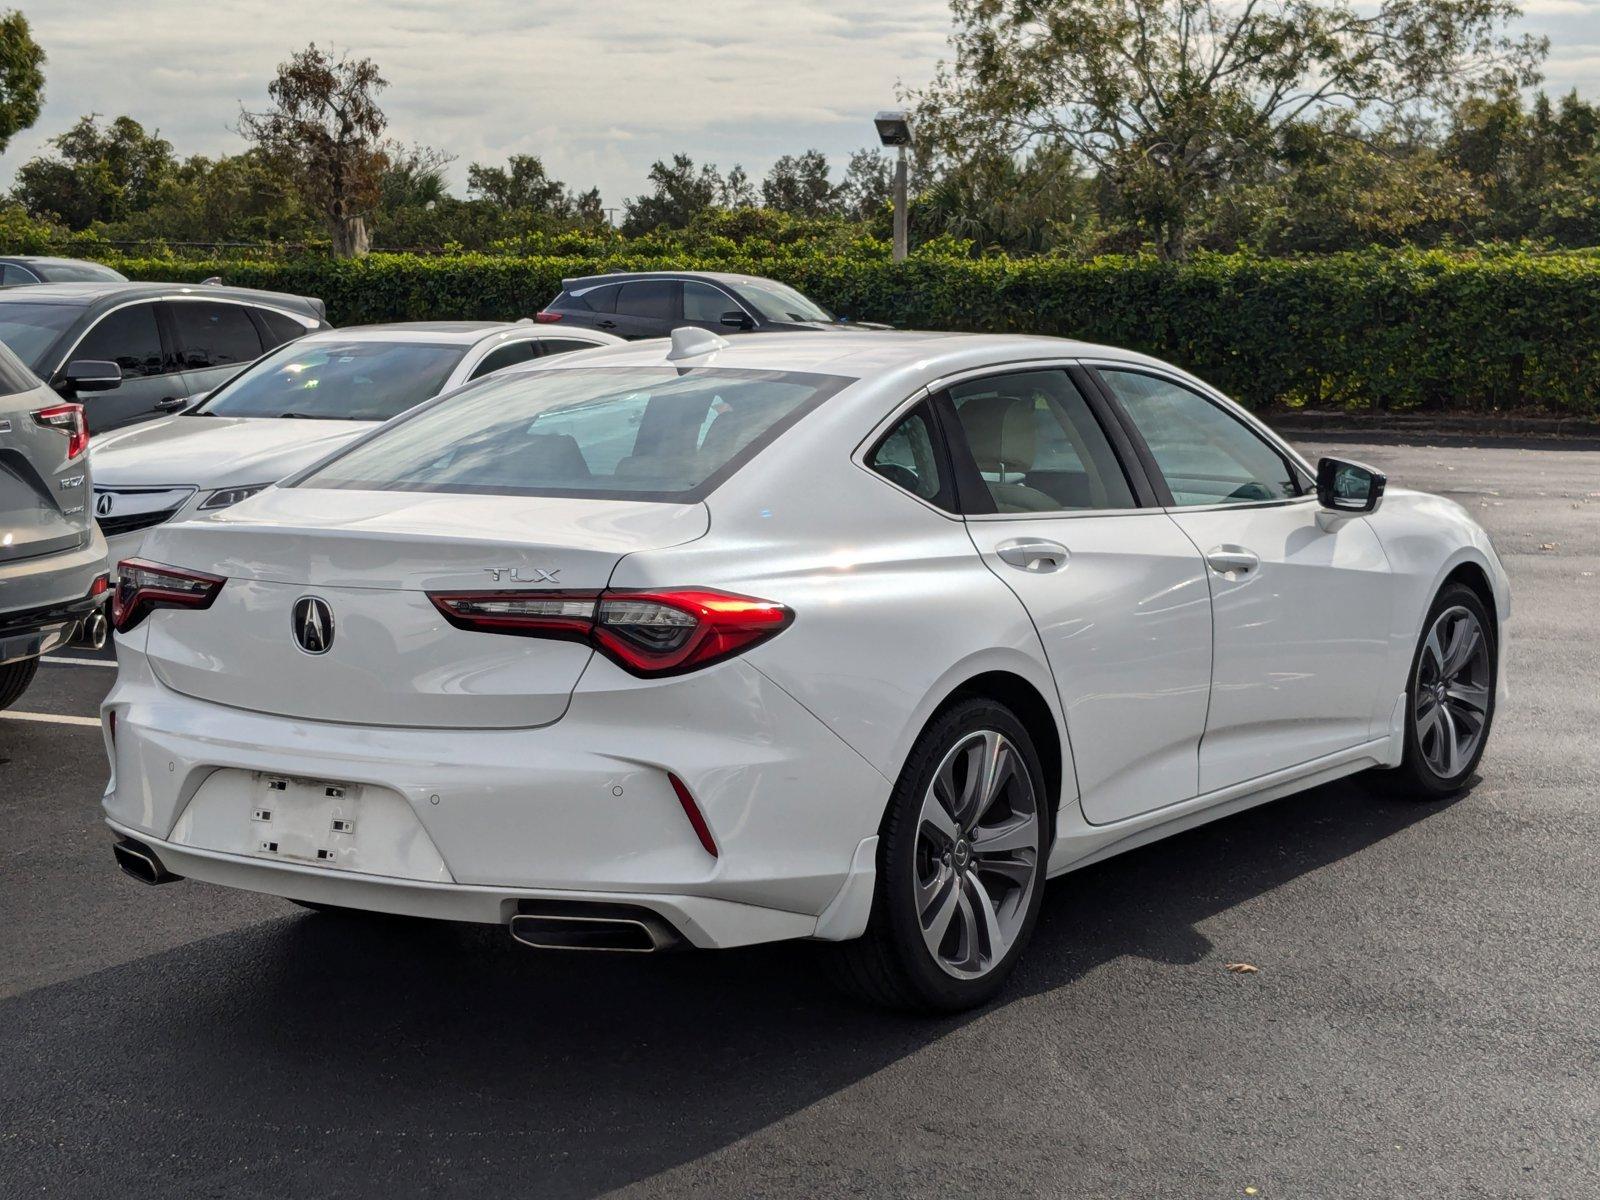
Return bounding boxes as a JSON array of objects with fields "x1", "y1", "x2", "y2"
[{"x1": 484, "y1": 568, "x2": 561, "y2": 583}]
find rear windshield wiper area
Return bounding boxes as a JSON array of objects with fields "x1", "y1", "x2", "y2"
[{"x1": 278, "y1": 412, "x2": 341, "y2": 420}]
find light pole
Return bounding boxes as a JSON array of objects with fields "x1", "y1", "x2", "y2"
[{"x1": 874, "y1": 110, "x2": 913, "y2": 263}]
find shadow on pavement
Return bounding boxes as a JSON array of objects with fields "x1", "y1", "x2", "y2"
[{"x1": 0, "y1": 776, "x2": 1458, "y2": 1199}]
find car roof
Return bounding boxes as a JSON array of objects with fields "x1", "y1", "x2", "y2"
[
  {"x1": 300, "y1": 321, "x2": 617, "y2": 346},
  {"x1": 0, "y1": 281, "x2": 318, "y2": 311},
  {"x1": 521, "y1": 329, "x2": 1171, "y2": 380},
  {"x1": 561, "y1": 270, "x2": 796, "y2": 291}
]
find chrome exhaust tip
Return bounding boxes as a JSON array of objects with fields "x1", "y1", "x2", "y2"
[
  {"x1": 77, "y1": 608, "x2": 109, "y2": 650},
  {"x1": 112, "y1": 838, "x2": 183, "y2": 885},
  {"x1": 509, "y1": 903, "x2": 682, "y2": 953}
]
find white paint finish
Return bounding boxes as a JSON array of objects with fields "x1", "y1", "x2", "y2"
[
  {"x1": 97, "y1": 331, "x2": 1511, "y2": 953},
  {"x1": 1168, "y1": 500, "x2": 1395, "y2": 792},
  {"x1": 967, "y1": 511, "x2": 1213, "y2": 824}
]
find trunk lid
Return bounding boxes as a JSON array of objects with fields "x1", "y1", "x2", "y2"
[
  {"x1": 0, "y1": 385, "x2": 92, "y2": 566},
  {"x1": 138, "y1": 487, "x2": 709, "y2": 728}
]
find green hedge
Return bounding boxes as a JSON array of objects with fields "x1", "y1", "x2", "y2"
[{"x1": 112, "y1": 248, "x2": 1600, "y2": 413}]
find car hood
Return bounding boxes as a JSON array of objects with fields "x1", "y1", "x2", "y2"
[{"x1": 90, "y1": 415, "x2": 373, "y2": 488}]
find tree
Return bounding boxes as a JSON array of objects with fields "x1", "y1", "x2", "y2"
[
  {"x1": 467, "y1": 153, "x2": 568, "y2": 212},
  {"x1": 761, "y1": 150, "x2": 839, "y2": 216},
  {"x1": 623, "y1": 154, "x2": 736, "y2": 233},
  {"x1": 0, "y1": 10, "x2": 43, "y2": 155},
  {"x1": 13, "y1": 114, "x2": 174, "y2": 228},
  {"x1": 239, "y1": 45, "x2": 390, "y2": 257},
  {"x1": 839, "y1": 149, "x2": 892, "y2": 220},
  {"x1": 917, "y1": 0, "x2": 1546, "y2": 258}
]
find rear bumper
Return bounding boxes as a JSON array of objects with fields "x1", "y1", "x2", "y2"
[
  {"x1": 101, "y1": 643, "x2": 889, "y2": 948},
  {"x1": 0, "y1": 527, "x2": 109, "y2": 664},
  {"x1": 105, "y1": 820, "x2": 817, "y2": 948}
]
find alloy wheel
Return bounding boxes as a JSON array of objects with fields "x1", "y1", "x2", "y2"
[
  {"x1": 1414, "y1": 604, "x2": 1492, "y2": 779},
  {"x1": 914, "y1": 729, "x2": 1041, "y2": 980}
]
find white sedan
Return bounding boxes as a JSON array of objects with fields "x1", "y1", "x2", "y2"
[
  {"x1": 88, "y1": 321, "x2": 621, "y2": 569},
  {"x1": 101, "y1": 329, "x2": 1508, "y2": 1011}
]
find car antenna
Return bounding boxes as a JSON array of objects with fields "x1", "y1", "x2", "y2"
[{"x1": 666, "y1": 327, "x2": 730, "y2": 362}]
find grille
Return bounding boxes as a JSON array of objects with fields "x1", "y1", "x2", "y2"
[{"x1": 98, "y1": 507, "x2": 181, "y2": 537}]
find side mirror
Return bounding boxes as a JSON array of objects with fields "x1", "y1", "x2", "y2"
[
  {"x1": 1316, "y1": 457, "x2": 1386, "y2": 514},
  {"x1": 720, "y1": 310, "x2": 754, "y2": 330},
  {"x1": 61, "y1": 359, "x2": 122, "y2": 393}
]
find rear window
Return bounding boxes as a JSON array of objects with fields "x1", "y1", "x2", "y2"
[
  {"x1": 193, "y1": 340, "x2": 467, "y2": 421},
  {"x1": 295, "y1": 366, "x2": 850, "y2": 502}
]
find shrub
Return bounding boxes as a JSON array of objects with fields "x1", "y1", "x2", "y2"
[{"x1": 105, "y1": 246, "x2": 1600, "y2": 413}]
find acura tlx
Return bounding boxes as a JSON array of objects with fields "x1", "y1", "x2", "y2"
[{"x1": 101, "y1": 327, "x2": 1508, "y2": 1011}]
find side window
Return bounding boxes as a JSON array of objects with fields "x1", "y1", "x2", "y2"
[
  {"x1": 868, "y1": 402, "x2": 954, "y2": 510},
  {"x1": 74, "y1": 303, "x2": 167, "y2": 378},
  {"x1": 468, "y1": 341, "x2": 537, "y2": 380},
  {"x1": 944, "y1": 370, "x2": 1135, "y2": 513},
  {"x1": 1, "y1": 264, "x2": 38, "y2": 285},
  {"x1": 616, "y1": 280, "x2": 679, "y2": 322},
  {"x1": 169, "y1": 302, "x2": 264, "y2": 370},
  {"x1": 257, "y1": 309, "x2": 311, "y2": 349},
  {"x1": 566, "y1": 284, "x2": 618, "y2": 313},
  {"x1": 683, "y1": 282, "x2": 732, "y2": 323},
  {"x1": 1099, "y1": 370, "x2": 1298, "y2": 506},
  {"x1": 536, "y1": 338, "x2": 605, "y2": 356}
]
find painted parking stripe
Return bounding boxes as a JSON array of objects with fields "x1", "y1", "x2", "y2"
[
  {"x1": 42, "y1": 656, "x2": 116, "y2": 669},
  {"x1": 0, "y1": 711, "x2": 102, "y2": 728}
]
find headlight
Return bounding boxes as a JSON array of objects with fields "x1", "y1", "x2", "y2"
[{"x1": 198, "y1": 484, "x2": 270, "y2": 511}]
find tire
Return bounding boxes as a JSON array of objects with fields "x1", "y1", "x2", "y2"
[
  {"x1": 1383, "y1": 582, "x2": 1498, "y2": 800},
  {"x1": 833, "y1": 698, "x2": 1050, "y2": 1012},
  {"x1": 0, "y1": 656, "x2": 40, "y2": 712}
]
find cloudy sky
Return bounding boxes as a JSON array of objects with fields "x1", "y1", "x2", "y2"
[{"x1": 8, "y1": 0, "x2": 1600, "y2": 209}]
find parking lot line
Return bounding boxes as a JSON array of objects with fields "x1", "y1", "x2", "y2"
[
  {"x1": 0, "y1": 711, "x2": 102, "y2": 728},
  {"x1": 42, "y1": 656, "x2": 117, "y2": 669}
]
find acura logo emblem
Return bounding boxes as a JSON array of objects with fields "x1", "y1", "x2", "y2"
[
  {"x1": 292, "y1": 596, "x2": 334, "y2": 655},
  {"x1": 95, "y1": 493, "x2": 114, "y2": 517}
]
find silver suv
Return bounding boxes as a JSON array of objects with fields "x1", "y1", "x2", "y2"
[{"x1": 1, "y1": 339, "x2": 109, "y2": 711}]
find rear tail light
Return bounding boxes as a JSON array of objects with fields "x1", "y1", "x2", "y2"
[
  {"x1": 429, "y1": 587, "x2": 792, "y2": 677},
  {"x1": 112, "y1": 559, "x2": 226, "y2": 632},
  {"x1": 32, "y1": 403, "x2": 89, "y2": 460},
  {"x1": 533, "y1": 311, "x2": 563, "y2": 323}
]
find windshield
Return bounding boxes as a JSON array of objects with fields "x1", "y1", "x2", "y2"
[
  {"x1": 0, "y1": 301, "x2": 82, "y2": 370},
  {"x1": 295, "y1": 366, "x2": 849, "y2": 502},
  {"x1": 735, "y1": 280, "x2": 834, "y2": 323},
  {"x1": 193, "y1": 339, "x2": 467, "y2": 421}
]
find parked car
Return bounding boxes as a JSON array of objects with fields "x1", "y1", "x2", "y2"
[
  {"x1": 101, "y1": 328, "x2": 1506, "y2": 1012},
  {"x1": 90, "y1": 321, "x2": 623, "y2": 570},
  {"x1": 538, "y1": 270, "x2": 889, "y2": 339},
  {"x1": 0, "y1": 282, "x2": 328, "y2": 434},
  {"x1": 0, "y1": 340, "x2": 109, "y2": 712},
  {"x1": 0, "y1": 256, "x2": 128, "y2": 285}
]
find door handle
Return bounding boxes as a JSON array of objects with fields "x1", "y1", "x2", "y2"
[
  {"x1": 996, "y1": 538, "x2": 1069, "y2": 573},
  {"x1": 154, "y1": 396, "x2": 188, "y2": 412},
  {"x1": 1205, "y1": 546, "x2": 1261, "y2": 577},
  {"x1": 597, "y1": 319, "x2": 618, "y2": 329}
]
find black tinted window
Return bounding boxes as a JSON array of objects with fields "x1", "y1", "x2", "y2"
[
  {"x1": 616, "y1": 280, "x2": 678, "y2": 322},
  {"x1": 195, "y1": 340, "x2": 467, "y2": 421},
  {"x1": 869, "y1": 403, "x2": 953, "y2": 510},
  {"x1": 0, "y1": 264, "x2": 38, "y2": 285},
  {"x1": 77, "y1": 304, "x2": 166, "y2": 378},
  {"x1": 257, "y1": 309, "x2": 310, "y2": 348},
  {"x1": 564, "y1": 284, "x2": 617, "y2": 313},
  {"x1": 468, "y1": 340, "x2": 538, "y2": 380},
  {"x1": 537, "y1": 338, "x2": 604, "y2": 356},
  {"x1": 170, "y1": 302, "x2": 264, "y2": 369}
]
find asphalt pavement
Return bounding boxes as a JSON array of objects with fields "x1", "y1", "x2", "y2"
[{"x1": 1, "y1": 436, "x2": 1595, "y2": 1199}]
